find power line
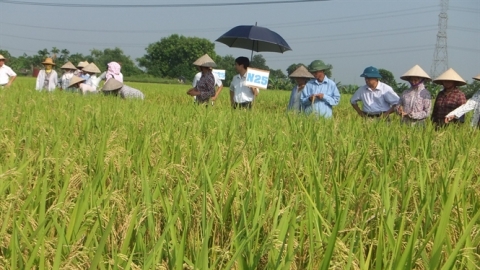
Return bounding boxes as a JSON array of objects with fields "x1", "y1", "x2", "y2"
[{"x1": 0, "y1": 0, "x2": 329, "y2": 8}]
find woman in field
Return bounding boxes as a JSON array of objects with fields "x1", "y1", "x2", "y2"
[
  {"x1": 287, "y1": 65, "x2": 314, "y2": 112},
  {"x1": 59, "y1": 61, "x2": 76, "y2": 90},
  {"x1": 105, "y1": 62, "x2": 123, "y2": 82},
  {"x1": 186, "y1": 54, "x2": 216, "y2": 105},
  {"x1": 431, "y1": 68, "x2": 467, "y2": 127},
  {"x1": 445, "y1": 73, "x2": 480, "y2": 127},
  {"x1": 68, "y1": 76, "x2": 98, "y2": 95},
  {"x1": 396, "y1": 65, "x2": 432, "y2": 126},
  {"x1": 35, "y1": 57, "x2": 58, "y2": 91},
  {"x1": 101, "y1": 78, "x2": 144, "y2": 100}
]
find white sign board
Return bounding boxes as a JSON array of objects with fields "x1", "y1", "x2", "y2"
[
  {"x1": 212, "y1": 69, "x2": 225, "y2": 80},
  {"x1": 245, "y1": 68, "x2": 270, "y2": 89}
]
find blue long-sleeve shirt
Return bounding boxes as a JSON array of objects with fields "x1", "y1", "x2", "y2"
[{"x1": 300, "y1": 77, "x2": 340, "y2": 118}]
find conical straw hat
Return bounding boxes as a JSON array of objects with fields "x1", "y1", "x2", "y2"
[
  {"x1": 473, "y1": 74, "x2": 480, "y2": 81},
  {"x1": 82, "y1": 62, "x2": 101, "y2": 73},
  {"x1": 433, "y1": 68, "x2": 466, "y2": 86},
  {"x1": 193, "y1": 54, "x2": 216, "y2": 68},
  {"x1": 0, "y1": 55, "x2": 5, "y2": 60},
  {"x1": 42, "y1": 57, "x2": 56, "y2": 66},
  {"x1": 77, "y1": 61, "x2": 89, "y2": 68},
  {"x1": 61, "y1": 61, "x2": 76, "y2": 70},
  {"x1": 289, "y1": 65, "x2": 314, "y2": 79},
  {"x1": 400, "y1": 65, "x2": 431, "y2": 81},
  {"x1": 68, "y1": 76, "x2": 86, "y2": 88},
  {"x1": 102, "y1": 78, "x2": 123, "y2": 91}
]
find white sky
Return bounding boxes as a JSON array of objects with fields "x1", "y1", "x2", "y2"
[{"x1": 1, "y1": 0, "x2": 479, "y2": 84}]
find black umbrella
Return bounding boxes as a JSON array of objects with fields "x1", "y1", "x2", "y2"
[{"x1": 216, "y1": 24, "x2": 292, "y2": 60}]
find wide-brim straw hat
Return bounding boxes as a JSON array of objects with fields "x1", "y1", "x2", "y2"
[
  {"x1": 473, "y1": 74, "x2": 480, "y2": 81},
  {"x1": 0, "y1": 54, "x2": 5, "y2": 60},
  {"x1": 42, "y1": 57, "x2": 56, "y2": 66},
  {"x1": 68, "y1": 76, "x2": 86, "y2": 88},
  {"x1": 102, "y1": 78, "x2": 123, "y2": 91},
  {"x1": 77, "y1": 61, "x2": 89, "y2": 68},
  {"x1": 433, "y1": 68, "x2": 466, "y2": 86},
  {"x1": 82, "y1": 62, "x2": 101, "y2": 73},
  {"x1": 61, "y1": 61, "x2": 76, "y2": 70},
  {"x1": 193, "y1": 54, "x2": 216, "y2": 68},
  {"x1": 289, "y1": 65, "x2": 314, "y2": 79},
  {"x1": 400, "y1": 65, "x2": 431, "y2": 81}
]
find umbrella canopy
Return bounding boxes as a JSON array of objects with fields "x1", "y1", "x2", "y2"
[{"x1": 216, "y1": 25, "x2": 292, "y2": 59}]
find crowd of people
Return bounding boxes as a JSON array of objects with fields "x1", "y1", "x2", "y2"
[
  {"x1": 2, "y1": 53, "x2": 480, "y2": 127},
  {"x1": 0, "y1": 54, "x2": 144, "y2": 100}
]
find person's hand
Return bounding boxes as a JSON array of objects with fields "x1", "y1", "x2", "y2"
[
  {"x1": 315, "y1": 93, "x2": 324, "y2": 99},
  {"x1": 211, "y1": 95, "x2": 218, "y2": 101},
  {"x1": 445, "y1": 115, "x2": 455, "y2": 123},
  {"x1": 358, "y1": 111, "x2": 366, "y2": 117}
]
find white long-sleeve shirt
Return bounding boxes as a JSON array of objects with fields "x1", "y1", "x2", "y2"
[{"x1": 446, "y1": 91, "x2": 480, "y2": 126}]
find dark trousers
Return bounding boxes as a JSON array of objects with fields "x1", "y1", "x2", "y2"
[{"x1": 233, "y1": 102, "x2": 252, "y2": 109}]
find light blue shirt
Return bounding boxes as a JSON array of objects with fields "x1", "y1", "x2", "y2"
[
  {"x1": 350, "y1": 82, "x2": 399, "y2": 114},
  {"x1": 300, "y1": 76, "x2": 340, "y2": 118}
]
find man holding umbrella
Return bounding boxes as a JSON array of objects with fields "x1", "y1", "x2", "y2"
[{"x1": 300, "y1": 60, "x2": 340, "y2": 118}]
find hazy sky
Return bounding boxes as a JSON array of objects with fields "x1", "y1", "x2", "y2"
[{"x1": 1, "y1": 0, "x2": 478, "y2": 85}]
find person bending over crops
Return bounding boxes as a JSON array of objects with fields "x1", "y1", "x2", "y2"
[
  {"x1": 300, "y1": 60, "x2": 340, "y2": 118},
  {"x1": 351, "y1": 66, "x2": 399, "y2": 119},
  {"x1": 0, "y1": 54, "x2": 17, "y2": 88},
  {"x1": 101, "y1": 78, "x2": 144, "y2": 100},
  {"x1": 35, "y1": 57, "x2": 58, "y2": 92},
  {"x1": 445, "y1": 73, "x2": 480, "y2": 127},
  {"x1": 187, "y1": 54, "x2": 216, "y2": 105},
  {"x1": 230, "y1": 57, "x2": 258, "y2": 109},
  {"x1": 396, "y1": 65, "x2": 432, "y2": 126},
  {"x1": 431, "y1": 68, "x2": 467, "y2": 127},
  {"x1": 67, "y1": 76, "x2": 98, "y2": 95},
  {"x1": 287, "y1": 65, "x2": 314, "y2": 112}
]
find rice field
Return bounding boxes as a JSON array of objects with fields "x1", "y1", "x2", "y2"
[{"x1": 0, "y1": 77, "x2": 479, "y2": 269}]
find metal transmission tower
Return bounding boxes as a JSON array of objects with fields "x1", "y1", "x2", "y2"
[{"x1": 431, "y1": 0, "x2": 449, "y2": 78}]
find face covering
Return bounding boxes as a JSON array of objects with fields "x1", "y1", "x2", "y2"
[{"x1": 45, "y1": 64, "x2": 53, "y2": 72}]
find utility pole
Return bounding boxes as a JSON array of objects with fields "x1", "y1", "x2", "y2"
[{"x1": 431, "y1": 0, "x2": 449, "y2": 78}]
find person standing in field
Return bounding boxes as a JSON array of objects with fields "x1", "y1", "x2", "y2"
[
  {"x1": 82, "y1": 62, "x2": 103, "y2": 91},
  {"x1": 192, "y1": 54, "x2": 223, "y2": 103},
  {"x1": 105, "y1": 62, "x2": 123, "y2": 82},
  {"x1": 351, "y1": 66, "x2": 400, "y2": 119},
  {"x1": 396, "y1": 65, "x2": 432, "y2": 126},
  {"x1": 0, "y1": 54, "x2": 17, "y2": 88},
  {"x1": 67, "y1": 76, "x2": 98, "y2": 95},
  {"x1": 300, "y1": 60, "x2": 340, "y2": 117},
  {"x1": 186, "y1": 54, "x2": 216, "y2": 105},
  {"x1": 230, "y1": 56, "x2": 259, "y2": 109},
  {"x1": 287, "y1": 65, "x2": 314, "y2": 112},
  {"x1": 35, "y1": 57, "x2": 58, "y2": 91},
  {"x1": 445, "y1": 73, "x2": 480, "y2": 127},
  {"x1": 59, "y1": 61, "x2": 77, "y2": 90},
  {"x1": 431, "y1": 68, "x2": 467, "y2": 127},
  {"x1": 101, "y1": 78, "x2": 144, "y2": 100}
]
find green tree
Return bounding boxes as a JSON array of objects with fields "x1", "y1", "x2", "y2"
[
  {"x1": 250, "y1": 54, "x2": 269, "y2": 70},
  {"x1": 138, "y1": 34, "x2": 216, "y2": 79},
  {"x1": 269, "y1": 69, "x2": 286, "y2": 79},
  {"x1": 379, "y1": 68, "x2": 397, "y2": 89},
  {"x1": 91, "y1": 47, "x2": 143, "y2": 76}
]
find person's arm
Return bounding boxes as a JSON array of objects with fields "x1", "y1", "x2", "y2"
[
  {"x1": 351, "y1": 103, "x2": 365, "y2": 117},
  {"x1": 384, "y1": 89, "x2": 400, "y2": 115},
  {"x1": 320, "y1": 83, "x2": 340, "y2": 106},
  {"x1": 300, "y1": 85, "x2": 314, "y2": 106},
  {"x1": 445, "y1": 92, "x2": 480, "y2": 122},
  {"x1": 6, "y1": 76, "x2": 16, "y2": 87},
  {"x1": 350, "y1": 89, "x2": 365, "y2": 117},
  {"x1": 250, "y1": 87, "x2": 258, "y2": 96}
]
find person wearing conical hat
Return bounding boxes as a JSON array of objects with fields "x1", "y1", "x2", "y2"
[
  {"x1": 445, "y1": 73, "x2": 480, "y2": 127},
  {"x1": 230, "y1": 56, "x2": 259, "y2": 109},
  {"x1": 431, "y1": 68, "x2": 467, "y2": 127},
  {"x1": 351, "y1": 66, "x2": 399, "y2": 119},
  {"x1": 35, "y1": 57, "x2": 58, "y2": 91},
  {"x1": 67, "y1": 75, "x2": 98, "y2": 95},
  {"x1": 59, "y1": 61, "x2": 76, "y2": 90},
  {"x1": 187, "y1": 54, "x2": 216, "y2": 105},
  {"x1": 192, "y1": 54, "x2": 223, "y2": 103},
  {"x1": 101, "y1": 78, "x2": 144, "y2": 100},
  {"x1": 83, "y1": 62, "x2": 103, "y2": 91},
  {"x1": 0, "y1": 54, "x2": 17, "y2": 88},
  {"x1": 396, "y1": 65, "x2": 432, "y2": 126},
  {"x1": 287, "y1": 65, "x2": 314, "y2": 112},
  {"x1": 300, "y1": 60, "x2": 340, "y2": 118},
  {"x1": 74, "y1": 61, "x2": 90, "y2": 80}
]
